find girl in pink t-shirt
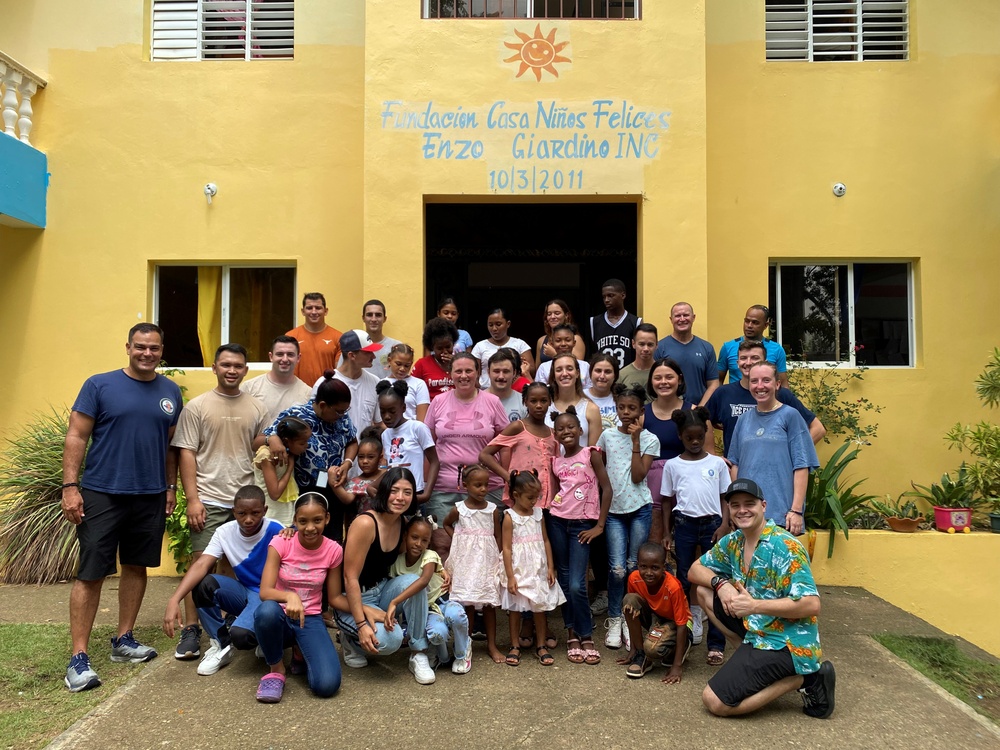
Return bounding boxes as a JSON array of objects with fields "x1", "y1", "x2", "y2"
[
  {"x1": 255, "y1": 493, "x2": 344, "y2": 703},
  {"x1": 548, "y1": 407, "x2": 612, "y2": 666},
  {"x1": 480, "y1": 382, "x2": 559, "y2": 508}
]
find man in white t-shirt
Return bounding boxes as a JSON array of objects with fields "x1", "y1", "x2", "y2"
[
  {"x1": 486, "y1": 348, "x2": 526, "y2": 423},
  {"x1": 170, "y1": 343, "x2": 269, "y2": 663},
  {"x1": 241, "y1": 335, "x2": 313, "y2": 424},
  {"x1": 313, "y1": 330, "x2": 382, "y2": 436},
  {"x1": 337, "y1": 299, "x2": 401, "y2": 380}
]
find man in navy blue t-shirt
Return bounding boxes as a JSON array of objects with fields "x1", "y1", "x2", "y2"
[
  {"x1": 61, "y1": 323, "x2": 182, "y2": 692},
  {"x1": 705, "y1": 340, "x2": 826, "y2": 458}
]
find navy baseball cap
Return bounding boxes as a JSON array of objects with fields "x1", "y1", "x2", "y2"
[
  {"x1": 340, "y1": 330, "x2": 380, "y2": 354},
  {"x1": 724, "y1": 478, "x2": 765, "y2": 502}
]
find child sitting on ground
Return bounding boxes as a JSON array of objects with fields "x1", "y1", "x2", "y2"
[
  {"x1": 389, "y1": 516, "x2": 471, "y2": 673},
  {"x1": 618, "y1": 542, "x2": 692, "y2": 683}
]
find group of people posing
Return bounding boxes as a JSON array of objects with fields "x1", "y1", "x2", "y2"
[{"x1": 59, "y1": 281, "x2": 835, "y2": 720}]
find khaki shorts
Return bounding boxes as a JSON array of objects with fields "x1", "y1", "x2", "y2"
[
  {"x1": 190, "y1": 504, "x2": 235, "y2": 554},
  {"x1": 622, "y1": 592, "x2": 691, "y2": 663}
]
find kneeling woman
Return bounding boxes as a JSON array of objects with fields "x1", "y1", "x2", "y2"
[
  {"x1": 335, "y1": 467, "x2": 437, "y2": 685},
  {"x1": 255, "y1": 492, "x2": 344, "y2": 703}
]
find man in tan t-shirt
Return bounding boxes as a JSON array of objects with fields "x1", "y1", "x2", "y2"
[
  {"x1": 241, "y1": 334, "x2": 312, "y2": 424},
  {"x1": 618, "y1": 323, "x2": 659, "y2": 401},
  {"x1": 170, "y1": 343, "x2": 268, "y2": 662},
  {"x1": 286, "y1": 292, "x2": 342, "y2": 386}
]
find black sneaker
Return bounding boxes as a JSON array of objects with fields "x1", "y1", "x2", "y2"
[
  {"x1": 800, "y1": 660, "x2": 836, "y2": 719},
  {"x1": 471, "y1": 610, "x2": 486, "y2": 641},
  {"x1": 174, "y1": 624, "x2": 202, "y2": 660}
]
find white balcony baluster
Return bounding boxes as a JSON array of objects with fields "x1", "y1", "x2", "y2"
[
  {"x1": 17, "y1": 80, "x2": 37, "y2": 144},
  {"x1": 0, "y1": 52, "x2": 47, "y2": 148}
]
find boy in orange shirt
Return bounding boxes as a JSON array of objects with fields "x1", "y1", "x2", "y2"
[{"x1": 617, "y1": 542, "x2": 692, "y2": 682}]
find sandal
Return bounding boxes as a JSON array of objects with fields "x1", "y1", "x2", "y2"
[
  {"x1": 505, "y1": 647, "x2": 521, "y2": 667},
  {"x1": 707, "y1": 650, "x2": 725, "y2": 667},
  {"x1": 544, "y1": 635, "x2": 558, "y2": 650},
  {"x1": 536, "y1": 646, "x2": 554, "y2": 666},
  {"x1": 255, "y1": 672, "x2": 285, "y2": 703},
  {"x1": 566, "y1": 638, "x2": 585, "y2": 664},
  {"x1": 581, "y1": 640, "x2": 601, "y2": 665}
]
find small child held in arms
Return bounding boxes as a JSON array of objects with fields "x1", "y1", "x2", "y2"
[
  {"x1": 618, "y1": 542, "x2": 691, "y2": 683},
  {"x1": 390, "y1": 516, "x2": 471, "y2": 674}
]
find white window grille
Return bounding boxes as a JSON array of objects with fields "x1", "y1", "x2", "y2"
[
  {"x1": 769, "y1": 262, "x2": 913, "y2": 367},
  {"x1": 765, "y1": 0, "x2": 908, "y2": 62},
  {"x1": 151, "y1": 0, "x2": 294, "y2": 61}
]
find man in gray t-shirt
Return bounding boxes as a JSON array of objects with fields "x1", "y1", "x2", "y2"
[{"x1": 338, "y1": 299, "x2": 400, "y2": 380}]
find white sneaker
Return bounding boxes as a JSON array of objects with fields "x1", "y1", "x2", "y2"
[
  {"x1": 254, "y1": 645, "x2": 264, "y2": 659},
  {"x1": 604, "y1": 617, "x2": 623, "y2": 649},
  {"x1": 409, "y1": 652, "x2": 436, "y2": 685},
  {"x1": 621, "y1": 618, "x2": 631, "y2": 651},
  {"x1": 690, "y1": 605, "x2": 704, "y2": 645},
  {"x1": 451, "y1": 652, "x2": 472, "y2": 674},
  {"x1": 197, "y1": 639, "x2": 233, "y2": 676},
  {"x1": 341, "y1": 636, "x2": 368, "y2": 668},
  {"x1": 591, "y1": 591, "x2": 609, "y2": 615}
]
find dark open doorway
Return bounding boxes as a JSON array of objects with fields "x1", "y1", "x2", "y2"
[{"x1": 425, "y1": 201, "x2": 639, "y2": 352}]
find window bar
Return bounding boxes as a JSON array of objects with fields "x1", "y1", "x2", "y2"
[
  {"x1": 775, "y1": 267, "x2": 784, "y2": 348},
  {"x1": 220, "y1": 265, "x2": 232, "y2": 344},
  {"x1": 845, "y1": 263, "x2": 856, "y2": 366}
]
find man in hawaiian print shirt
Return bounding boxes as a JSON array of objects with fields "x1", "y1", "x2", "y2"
[{"x1": 688, "y1": 478, "x2": 835, "y2": 719}]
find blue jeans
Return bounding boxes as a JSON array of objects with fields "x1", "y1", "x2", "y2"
[
  {"x1": 334, "y1": 574, "x2": 430, "y2": 654},
  {"x1": 253, "y1": 600, "x2": 341, "y2": 698},
  {"x1": 673, "y1": 511, "x2": 726, "y2": 652},
  {"x1": 426, "y1": 599, "x2": 470, "y2": 662},
  {"x1": 606, "y1": 504, "x2": 653, "y2": 618},
  {"x1": 192, "y1": 574, "x2": 260, "y2": 647},
  {"x1": 546, "y1": 514, "x2": 596, "y2": 639}
]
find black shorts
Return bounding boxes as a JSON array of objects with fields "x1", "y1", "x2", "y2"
[
  {"x1": 76, "y1": 489, "x2": 166, "y2": 580},
  {"x1": 708, "y1": 642, "x2": 797, "y2": 707}
]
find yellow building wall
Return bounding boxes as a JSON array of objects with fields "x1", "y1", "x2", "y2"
[
  {"x1": 362, "y1": 1, "x2": 709, "y2": 348},
  {"x1": 0, "y1": 0, "x2": 367, "y2": 431},
  {"x1": 705, "y1": 0, "x2": 1000, "y2": 496}
]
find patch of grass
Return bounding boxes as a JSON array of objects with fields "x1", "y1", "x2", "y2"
[
  {"x1": 873, "y1": 633, "x2": 1000, "y2": 724},
  {"x1": 0, "y1": 623, "x2": 174, "y2": 750}
]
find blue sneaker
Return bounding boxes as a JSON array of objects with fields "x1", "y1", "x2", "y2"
[
  {"x1": 110, "y1": 630, "x2": 158, "y2": 663},
  {"x1": 65, "y1": 652, "x2": 101, "y2": 692}
]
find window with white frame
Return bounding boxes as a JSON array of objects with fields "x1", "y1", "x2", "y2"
[
  {"x1": 765, "y1": 0, "x2": 908, "y2": 61},
  {"x1": 768, "y1": 262, "x2": 913, "y2": 367},
  {"x1": 155, "y1": 265, "x2": 296, "y2": 367},
  {"x1": 423, "y1": 0, "x2": 639, "y2": 20},
  {"x1": 151, "y1": 0, "x2": 294, "y2": 61}
]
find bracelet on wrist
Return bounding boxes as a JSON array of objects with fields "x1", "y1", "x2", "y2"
[
  {"x1": 167, "y1": 484, "x2": 178, "y2": 491},
  {"x1": 61, "y1": 482, "x2": 80, "y2": 489},
  {"x1": 359, "y1": 620, "x2": 372, "y2": 631},
  {"x1": 788, "y1": 509, "x2": 804, "y2": 516}
]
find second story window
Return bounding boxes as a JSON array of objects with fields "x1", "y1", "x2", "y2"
[
  {"x1": 423, "y1": 0, "x2": 639, "y2": 20},
  {"x1": 151, "y1": 0, "x2": 294, "y2": 61},
  {"x1": 766, "y1": 0, "x2": 908, "y2": 61}
]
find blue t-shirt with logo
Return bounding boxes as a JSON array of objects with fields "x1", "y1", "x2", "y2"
[
  {"x1": 706, "y1": 381, "x2": 816, "y2": 458},
  {"x1": 73, "y1": 370, "x2": 183, "y2": 494},
  {"x1": 717, "y1": 337, "x2": 788, "y2": 384}
]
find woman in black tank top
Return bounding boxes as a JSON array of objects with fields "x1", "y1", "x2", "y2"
[{"x1": 333, "y1": 468, "x2": 438, "y2": 684}]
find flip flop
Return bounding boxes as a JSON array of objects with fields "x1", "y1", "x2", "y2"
[
  {"x1": 505, "y1": 647, "x2": 521, "y2": 667},
  {"x1": 536, "y1": 646, "x2": 554, "y2": 666}
]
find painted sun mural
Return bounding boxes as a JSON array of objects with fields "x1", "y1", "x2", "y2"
[{"x1": 504, "y1": 24, "x2": 570, "y2": 81}]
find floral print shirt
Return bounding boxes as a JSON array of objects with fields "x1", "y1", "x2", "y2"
[{"x1": 699, "y1": 520, "x2": 821, "y2": 674}]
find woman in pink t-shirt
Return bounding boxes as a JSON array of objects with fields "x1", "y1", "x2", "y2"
[
  {"x1": 255, "y1": 493, "x2": 344, "y2": 703},
  {"x1": 422, "y1": 352, "x2": 508, "y2": 544}
]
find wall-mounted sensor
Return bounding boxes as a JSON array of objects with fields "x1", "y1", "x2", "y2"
[
  {"x1": 204, "y1": 183, "x2": 218, "y2": 204},
  {"x1": 832, "y1": 183, "x2": 846, "y2": 197}
]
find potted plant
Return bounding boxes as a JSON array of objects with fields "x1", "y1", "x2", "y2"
[
  {"x1": 804, "y1": 442, "x2": 877, "y2": 558},
  {"x1": 946, "y1": 347, "x2": 1000, "y2": 528},
  {"x1": 903, "y1": 467, "x2": 977, "y2": 533},
  {"x1": 868, "y1": 494, "x2": 923, "y2": 533}
]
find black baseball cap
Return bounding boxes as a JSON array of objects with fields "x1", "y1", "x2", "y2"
[{"x1": 724, "y1": 478, "x2": 765, "y2": 502}]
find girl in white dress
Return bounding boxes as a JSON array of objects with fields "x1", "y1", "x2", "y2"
[
  {"x1": 443, "y1": 464, "x2": 504, "y2": 664},
  {"x1": 500, "y1": 470, "x2": 565, "y2": 667}
]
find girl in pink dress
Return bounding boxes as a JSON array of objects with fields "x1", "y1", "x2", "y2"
[
  {"x1": 443, "y1": 465, "x2": 505, "y2": 664},
  {"x1": 500, "y1": 470, "x2": 565, "y2": 667},
  {"x1": 479, "y1": 382, "x2": 559, "y2": 507}
]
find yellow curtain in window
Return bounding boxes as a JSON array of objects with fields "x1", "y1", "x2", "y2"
[{"x1": 197, "y1": 267, "x2": 222, "y2": 367}]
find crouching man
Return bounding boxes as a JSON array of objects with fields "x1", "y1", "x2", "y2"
[{"x1": 688, "y1": 478, "x2": 835, "y2": 719}]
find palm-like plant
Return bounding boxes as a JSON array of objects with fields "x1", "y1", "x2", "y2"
[
  {"x1": 0, "y1": 409, "x2": 81, "y2": 584},
  {"x1": 805, "y1": 442, "x2": 877, "y2": 558}
]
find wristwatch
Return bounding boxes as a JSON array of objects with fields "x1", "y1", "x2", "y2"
[{"x1": 711, "y1": 575, "x2": 730, "y2": 591}]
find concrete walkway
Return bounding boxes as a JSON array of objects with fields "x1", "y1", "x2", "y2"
[{"x1": 4, "y1": 580, "x2": 998, "y2": 750}]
